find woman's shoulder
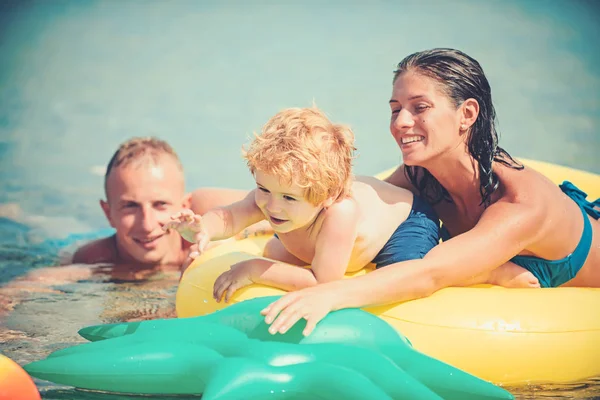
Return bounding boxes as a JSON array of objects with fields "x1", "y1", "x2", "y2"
[
  {"x1": 495, "y1": 162, "x2": 559, "y2": 206},
  {"x1": 486, "y1": 164, "x2": 558, "y2": 237}
]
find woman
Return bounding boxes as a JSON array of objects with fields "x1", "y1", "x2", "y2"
[{"x1": 260, "y1": 48, "x2": 600, "y2": 337}]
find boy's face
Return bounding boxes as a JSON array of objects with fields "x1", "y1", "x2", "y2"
[
  {"x1": 101, "y1": 155, "x2": 190, "y2": 265},
  {"x1": 254, "y1": 170, "x2": 326, "y2": 234}
]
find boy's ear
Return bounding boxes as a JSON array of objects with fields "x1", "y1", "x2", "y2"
[
  {"x1": 322, "y1": 197, "x2": 336, "y2": 209},
  {"x1": 100, "y1": 199, "x2": 115, "y2": 227}
]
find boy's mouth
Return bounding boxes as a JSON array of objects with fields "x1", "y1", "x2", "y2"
[{"x1": 269, "y1": 216, "x2": 287, "y2": 225}]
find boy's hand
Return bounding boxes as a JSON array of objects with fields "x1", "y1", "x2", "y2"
[
  {"x1": 163, "y1": 210, "x2": 211, "y2": 269},
  {"x1": 213, "y1": 260, "x2": 256, "y2": 303},
  {"x1": 163, "y1": 209, "x2": 209, "y2": 244}
]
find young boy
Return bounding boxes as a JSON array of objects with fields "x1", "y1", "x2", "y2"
[{"x1": 164, "y1": 107, "x2": 440, "y2": 302}]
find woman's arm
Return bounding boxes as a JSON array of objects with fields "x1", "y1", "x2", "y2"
[
  {"x1": 262, "y1": 200, "x2": 543, "y2": 335},
  {"x1": 331, "y1": 201, "x2": 541, "y2": 307}
]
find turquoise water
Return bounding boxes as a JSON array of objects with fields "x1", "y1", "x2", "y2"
[{"x1": 0, "y1": 0, "x2": 599, "y2": 398}]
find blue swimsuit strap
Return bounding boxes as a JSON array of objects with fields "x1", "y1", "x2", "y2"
[
  {"x1": 562, "y1": 201, "x2": 593, "y2": 269},
  {"x1": 559, "y1": 181, "x2": 600, "y2": 219},
  {"x1": 550, "y1": 181, "x2": 599, "y2": 269},
  {"x1": 441, "y1": 181, "x2": 598, "y2": 253}
]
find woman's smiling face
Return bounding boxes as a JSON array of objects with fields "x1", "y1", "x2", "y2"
[{"x1": 389, "y1": 71, "x2": 464, "y2": 166}]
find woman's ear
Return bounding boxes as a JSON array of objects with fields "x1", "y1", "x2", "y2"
[{"x1": 460, "y1": 98, "x2": 480, "y2": 132}]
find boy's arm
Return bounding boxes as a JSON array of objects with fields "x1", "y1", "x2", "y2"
[
  {"x1": 249, "y1": 259, "x2": 319, "y2": 291},
  {"x1": 214, "y1": 256, "x2": 314, "y2": 302},
  {"x1": 234, "y1": 219, "x2": 274, "y2": 240},
  {"x1": 252, "y1": 201, "x2": 359, "y2": 289},
  {"x1": 310, "y1": 200, "x2": 359, "y2": 283},
  {"x1": 190, "y1": 187, "x2": 274, "y2": 238},
  {"x1": 202, "y1": 189, "x2": 265, "y2": 240}
]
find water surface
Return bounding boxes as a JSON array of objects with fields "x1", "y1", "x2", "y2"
[{"x1": 1, "y1": 1, "x2": 599, "y2": 398}]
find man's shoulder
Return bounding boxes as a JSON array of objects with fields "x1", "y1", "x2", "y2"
[
  {"x1": 71, "y1": 236, "x2": 117, "y2": 264},
  {"x1": 190, "y1": 187, "x2": 250, "y2": 214}
]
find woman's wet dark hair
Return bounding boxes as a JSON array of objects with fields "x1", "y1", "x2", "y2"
[{"x1": 393, "y1": 48, "x2": 523, "y2": 206}]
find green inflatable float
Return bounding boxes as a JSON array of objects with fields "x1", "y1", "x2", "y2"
[{"x1": 25, "y1": 296, "x2": 514, "y2": 400}]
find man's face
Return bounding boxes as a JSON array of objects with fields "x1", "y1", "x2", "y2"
[{"x1": 101, "y1": 155, "x2": 189, "y2": 265}]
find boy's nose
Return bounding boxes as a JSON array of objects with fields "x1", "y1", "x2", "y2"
[{"x1": 266, "y1": 198, "x2": 282, "y2": 214}]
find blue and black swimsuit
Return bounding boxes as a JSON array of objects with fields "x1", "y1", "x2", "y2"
[
  {"x1": 370, "y1": 195, "x2": 440, "y2": 268},
  {"x1": 441, "y1": 181, "x2": 599, "y2": 288},
  {"x1": 273, "y1": 195, "x2": 441, "y2": 269},
  {"x1": 510, "y1": 182, "x2": 599, "y2": 287}
]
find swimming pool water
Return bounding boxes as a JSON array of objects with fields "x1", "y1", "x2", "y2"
[{"x1": 1, "y1": 0, "x2": 599, "y2": 398}]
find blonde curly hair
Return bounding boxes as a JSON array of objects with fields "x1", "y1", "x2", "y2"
[{"x1": 244, "y1": 107, "x2": 356, "y2": 205}]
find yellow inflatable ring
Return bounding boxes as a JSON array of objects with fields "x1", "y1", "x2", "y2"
[{"x1": 176, "y1": 158, "x2": 600, "y2": 386}]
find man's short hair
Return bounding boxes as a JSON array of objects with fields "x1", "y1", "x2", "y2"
[{"x1": 104, "y1": 137, "x2": 182, "y2": 197}]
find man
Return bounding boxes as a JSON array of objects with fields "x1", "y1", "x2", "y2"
[
  {"x1": 0, "y1": 137, "x2": 270, "y2": 328},
  {"x1": 72, "y1": 137, "x2": 270, "y2": 268}
]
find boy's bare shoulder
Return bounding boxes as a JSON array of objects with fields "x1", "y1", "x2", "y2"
[
  {"x1": 324, "y1": 197, "x2": 359, "y2": 226},
  {"x1": 353, "y1": 175, "x2": 413, "y2": 204},
  {"x1": 71, "y1": 236, "x2": 118, "y2": 265}
]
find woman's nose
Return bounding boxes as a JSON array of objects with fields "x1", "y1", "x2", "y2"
[{"x1": 392, "y1": 109, "x2": 415, "y2": 132}]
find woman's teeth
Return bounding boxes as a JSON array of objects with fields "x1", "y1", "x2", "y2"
[{"x1": 401, "y1": 136, "x2": 424, "y2": 144}]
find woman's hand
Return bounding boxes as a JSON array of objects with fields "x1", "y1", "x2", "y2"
[
  {"x1": 260, "y1": 286, "x2": 339, "y2": 336},
  {"x1": 213, "y1": 260, "x2": 256, "y2": 303}
]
